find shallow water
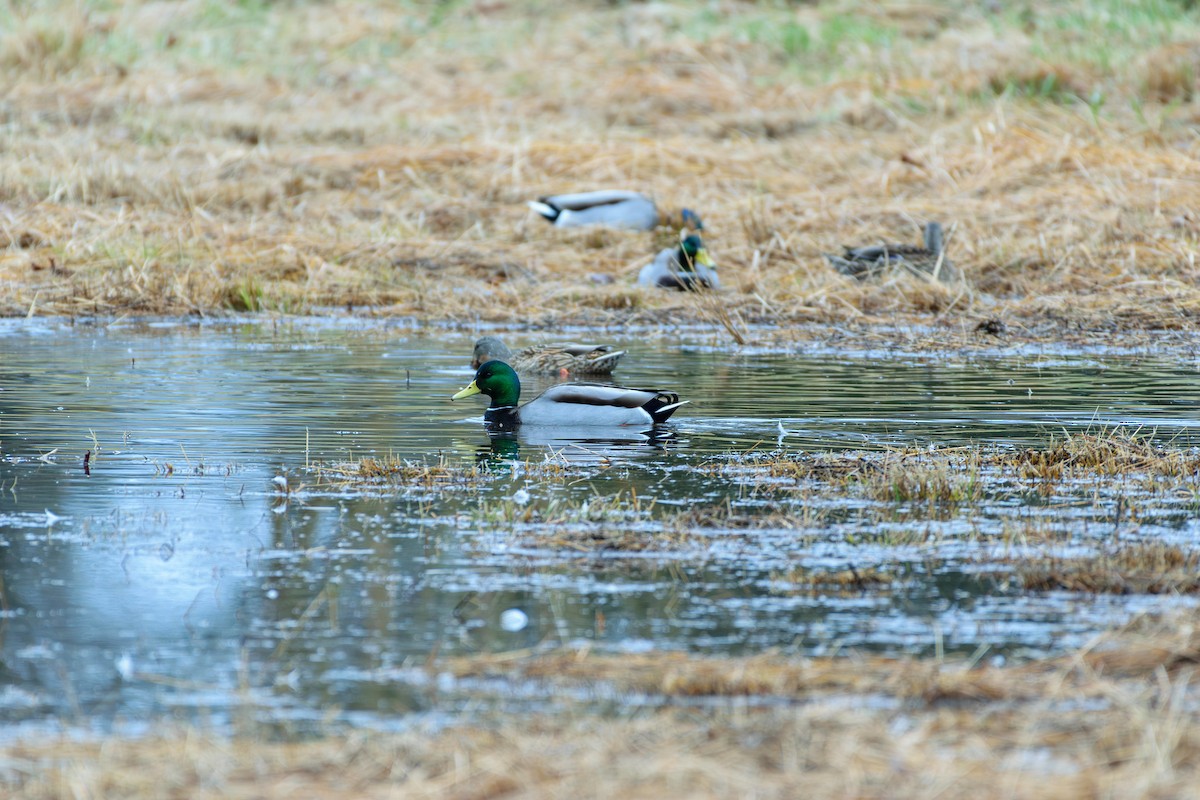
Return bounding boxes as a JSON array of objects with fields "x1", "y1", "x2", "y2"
[{"x1": 2, "y1": 318, "x2": 1200, "y2": 734}]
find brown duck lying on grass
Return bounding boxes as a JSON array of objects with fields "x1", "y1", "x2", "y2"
[
  {"x1": 471, "y1": 336, "x2": 626, "y2": 379},
  {"x1": 825, "y1": 221, "x2": 957, "y2": 282}
]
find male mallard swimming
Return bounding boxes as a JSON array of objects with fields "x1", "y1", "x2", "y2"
[
  {"x1": 825, "y1": 221, "x2": 956, "y2": 281},
  {"x1": 529, "y1": 190, "x2": 703, "y2": 232},
  {"x1": 637, "y1": 234, "x2": 719, "y2": 291},
  {"x1": 471, "y1": 336, "x2": 625, "y2": 377},
  {"x1": 452, "y1": 360, "x2": 686, "y2": 429}
]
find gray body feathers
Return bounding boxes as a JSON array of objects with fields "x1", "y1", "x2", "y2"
[
  {"x1": 638, "y1": 246, "x2": 720, "y2": 291},
  {"x1": 529, "y1": 190, "x2": 659, "y2": 231}
]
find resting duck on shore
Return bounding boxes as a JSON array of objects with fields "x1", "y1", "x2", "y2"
[
  {"x1": 471, "y1": 336, "x2": 625, "y2": 378},
  {"x1": 637, "y1": 233, "x2": 719, "y2": 291},
  {"x1": 825, "y1": 221, "x2": 955, "y2": 281},
  {"x1": 452, "y1": 361, "x2": 686, "y2": 429},
  {"x1": 528, "y1": 191, "x2": 703, "y2": 232}
]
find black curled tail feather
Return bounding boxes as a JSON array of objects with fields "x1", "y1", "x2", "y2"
[
  {"x1": 643, "y1": 391, "x2": 688, "y2": 424},
  {"x1": 529, "y1": 198, "x2": 562, "y2": 223}
]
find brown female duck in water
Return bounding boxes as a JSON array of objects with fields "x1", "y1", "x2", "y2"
[{"x1": 471, "y1": 336, "x2": 626, "y2": 379}]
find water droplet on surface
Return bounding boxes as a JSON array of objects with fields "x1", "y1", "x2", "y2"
[
  {"x1": 115, "y1": 653, "x2": 134, "y2": 681},
  {"x1": 500, "y1": 608, "x2": 528, "y2": 632}
]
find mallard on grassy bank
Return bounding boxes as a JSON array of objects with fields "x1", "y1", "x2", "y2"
[
  {"x1": 529, "y1": 191, "x2": 702, "y2": 232},
  {"x1": 637, "y1": 233, "x2": 719, "y2": 291}
]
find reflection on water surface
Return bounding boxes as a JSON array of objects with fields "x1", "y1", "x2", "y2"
[{"x1": 2, "y1": 318, "x2": 1200, "y2": 733}]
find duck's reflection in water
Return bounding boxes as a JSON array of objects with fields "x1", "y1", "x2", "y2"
[{"x1": 475, "y1": 426, "x2": 677, "y2": 469}]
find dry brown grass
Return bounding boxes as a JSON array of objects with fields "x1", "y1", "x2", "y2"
[
  {"x1": 721, "y1": 429, "x2": 1200, "y2": 500},
  {"x1": 772, "y1": 564, "x2": 898, "y2": 594},
  {"x1": 309, "y1": 453, "x2": 571, "y2": 489},
  {"x1": 861, "y1": 450, "x2": 983, "y2": 507},
  {"x1": 1005, "y1": 428, "x2": 1200, "y2": 480},
  {"x1": 0, "y1": 0, "x2": 1197, "y2": 344},
  {"x1": 1015, "y1": 542, "x2": 1200, "y2": 594},
  {"x1": 312, "y1": 454, "x2": 489, "y2": 485},
  {"x1": 8, "y1": 613, "x2": 1200, "y2": 799}
]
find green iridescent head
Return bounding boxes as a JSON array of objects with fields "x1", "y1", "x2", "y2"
[
  {"x1": 678, "y1": 234, "x2": 715, "y2": 270},
  {"x1": 451, "y1": 360, "x2": 521, "y2": 408}
]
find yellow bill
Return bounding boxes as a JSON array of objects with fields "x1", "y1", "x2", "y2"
[
  {"x1": 694, "y1": 247, "x2": 715, "y2": 268},
  {"x1": 452, "y1": 380, "x2": 481, "y2": 400}
]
